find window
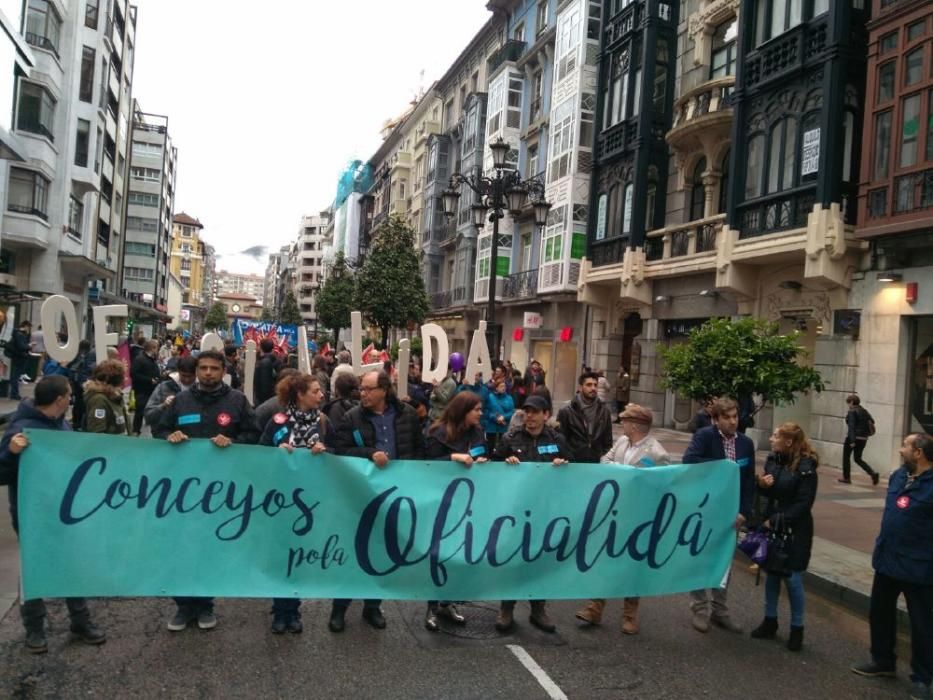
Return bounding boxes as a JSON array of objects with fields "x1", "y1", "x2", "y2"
[
  {"x1": 513, "y1": 22, "x2": 525, "y2": 43},
  {"x1": 812, "y1": 0, "x2": 828, "y2": 15},
  {"x1": 530, "y1": 70, "x2": 544, "y2": 121},
  {"x1": 541, "y1": 206, "x2": 566, "y2": 263},
  {"x1": 125, "y1": 267, "x2": 154, "y2": 281},
  {"x1": 125, "y1": 242, "x2": 156, "y2": 256},
  {"x1": 877, "y1": 62, "x2": 896, "y2": 103},
  {"x1": 128, "y1": 191, "x2": 160, "y2": 207},
  {"x1": 471, "y1": 71, "x2": 478, "y2": 93},
  {"x1": 131, "y1": 140, "x2": 162, "y2": 157},
  {"x1": 905, "y1": 48, "x2": 923, "y2": 87},
  {"x1": 719, "y1": 150, "x2": 731, "y2": 214},
  {"x1": 399, "y1": 178, "x2": 406, "y2": 200},
  {"x1": 68, "y1": 196, "x2": 83, "y2": 238},
  {"x1": 487, "y1": 79, "x2": 503, "y2": 134},
  {"x1": 873, "y1": 111, "x2": 892, "y2": 179},
  {"x1": 444, "y1": 99, "x2": 454, "y2": 129},
  {"x1": 536, "y1": 1, "x2": 548, "y2": 36},
  {"x1": 746, "y1": 134, "x2": 765, "y2": 198},
  {"x1": 580, "y1": 92, "x2": 595, "y2": 146},
  {"x1": 75, "y1": 119, "x2": 90, "y2": 167},
  {"x1": 526, "y1": 144, "x2": 539, "y2": 178},
  {"x1": 131, "y1": 167, "x2": 160, "y2": 182},
  {"x1": 767, "y1": 117, "x2": 797, "y2": 194},
  {"x1": 507, "y1": 75, "x2": 522, "y2": 129},
  {"x1": 710, "y1": 19, "x2": 738, "y2": 78},
  {"x1": 556, "y1": 6, "x2": 581, "y2": 81},
  {"x1": 646, "y1": 167, "x2": 658, "y2": 230},
  {"x1": 927, "y1": 91, "x2": 933, "y2": 162},
  {"x1": 879, "y1": 32, "x2": 897, "y2": 55},
  {"x1": 907, "y1": 20, "x2": 926, "y2": 42},
  {"x1": 79, "y1": 47, "x2": 95, "y2": 102},
  {"x1": 755, "y1": 0, "x2": 803, "y2": 46},
  {"x1": 653, "y1": 39, "x2": 669, "y2": 113},
  {"x1": 607, "y1": 49, "x2": 629, "y2": 127},
  {"x1": 690, "y1": 158, "x2": 707, "y2": 221},
  {"x1": 17, "y1": 81, "x2": 56, "y2": 141},
  {"x1": 127, "y1": 216, "x2": 159, "y2": 232},
  {"x1": 86, "y1": 0, "x2": 99, "y2": 28},
  {"x1": 25, "y1": 0, "x2": 62, "y2": 57},
  {"x1": 548, "y1": 98, "x2": 574, "y2": 182},
  {"x1": 621, "y1": 184, "x2": 633, "y2": 234},
  {"x1": 899, "y1": 94, "x2": 920, "y2": 168},
  {"x1": 8, "y1": 168, "x2": 50, "y2": 219}
]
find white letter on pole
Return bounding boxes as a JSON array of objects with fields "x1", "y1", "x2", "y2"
[
  {"x1": 39, "y1": 296, "x2": 79, "y2": 365},
  {"x1": 297, "y1": 326, "x2": 311, "y2": 374},
  {"x1": 397, "y1": 338, "x2": 410, "y2": 396},
  {"x1": 420, "y1": 323, "x2": 449, "y2": 383},
  {"x1": 350, "y1": 311, "x2": 383, "y2": 376},
  {"x1": 243, "y1": 339, "x2": 257, "y2": 405},
  {"x1": 93, "y1": 305, "x2": 127, "y2": 360},
  {"x1": 466, "y1": 320, "x2": 491, "y2": 381}
]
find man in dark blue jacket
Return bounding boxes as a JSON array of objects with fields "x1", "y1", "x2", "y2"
[
  {"x1": 852, "y1": 433, "x2": 933, "y2": 700},
  {"x1": 682, "y1": 397, "x2": 756, "y2": 635},
  {"x1": 0, "y1": 376, "x2": 106, "y2": 653}
]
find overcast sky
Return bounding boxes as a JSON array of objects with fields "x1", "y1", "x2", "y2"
[{"x1": 131, "y1": 1, "x2": 494, "y2": 275}]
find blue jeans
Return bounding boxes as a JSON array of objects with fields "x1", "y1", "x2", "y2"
[{"x1": 765, "y1": 571, "x2": 805, "y2": 626}]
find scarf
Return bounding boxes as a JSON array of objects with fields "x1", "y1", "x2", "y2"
[{"x1": 286, "y1": 404, "x2": 321, "y2": 448}]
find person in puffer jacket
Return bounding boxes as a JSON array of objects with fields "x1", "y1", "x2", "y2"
[{"x1": 82, "y1": 359, "x2": 130, "y2": 435}]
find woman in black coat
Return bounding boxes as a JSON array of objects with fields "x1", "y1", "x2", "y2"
[
  {"x1": 750, "y1": 421, "x2": 819, "y2": 652},
  {"x1": 422, "y1": 391, "x2": 488, "y2": 632}
]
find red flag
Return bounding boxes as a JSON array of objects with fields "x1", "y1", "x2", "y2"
[{"x1": 320, "y1": 342, "x2": 332, "y2": 356}]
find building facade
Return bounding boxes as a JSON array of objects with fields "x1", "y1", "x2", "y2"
[
  {"x1": 121, "y1": 101, "x2": 176, "y2": 327},
  {"x1": 1, "y1": 0, "x2": 139, "y2": 335},
  {"x1": 295, "y1": 212, "x2": 330, "y2": 327},
  {"x1": 169, "y1": 212, "x2": 207, "y2": 307},
  {"x1": 215, "y1": 269, "x2": 264, "y2": 300}
]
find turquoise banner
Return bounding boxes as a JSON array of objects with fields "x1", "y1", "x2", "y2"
[{"x1": 19, "y1": 431, "x2": 739, "y2": 600}]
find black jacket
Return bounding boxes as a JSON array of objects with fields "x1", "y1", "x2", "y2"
[
  {"x1": 6, "y1": 329, "x2": 31, "y2": 361},
  {"x1": 323, "y1": 397, "x2": 357, "y2": 432},
  {"x1": 425, "y1": 423, "x2": 488, "y2": 460},
  {"x1": 226, "y1": 358, "x2": 242, "y2": 391},
  {"x1": 130, "y1": 352, "x2": 161, "y2": 396},
  {"x1": 0, "y1": 400, "x2": 71, "y2": 532},
  {"x1": 334, "y1": 398, "x2": 425, "y2": 460},
  {"x1": 846, "y1": 406, "x2": 874, "y2": 442},
  {"x1": 758, "y1": 454, "x2": 818, "y2": 572},
  {"x1": 556, "y1": 395, "x2": 614, "y2": 463},
  {"x1": 493, "y1": 424, "x2": 572, "y2": 462},
  {"x1": 154, "y1": 382, "x2": 259, "y2": 444},
  {"x1": 254, "y1": 395, "x2": 285, "y2": 435},
  {"x1": 254, "y1": 354, "x2": 279, "y2": 405}
]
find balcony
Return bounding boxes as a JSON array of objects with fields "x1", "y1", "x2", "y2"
[
  {"x1": 737, "y1": 187, "x2": 816, "y2": 239},
  {"x1": 893, "y1": 168, "x2": 933, "y2": 215},
  {"x1": 430, "y1": 290, "x2": 451, "y2": 310},
  {"x1": 743, "y1": 18, "x2": 828, "y2": 92},
  {"x1": 589, "y1": 237, "x2": 628, "y2": 268},
  {"x1": 502, "y1": 268, "x2": 538, "y2": 301},
  {"x1": 596, "y1": 121, "x2": 637, "y2": 162},
  {"x1": 25, "y1": 33, "x2": 60, "y2": 60},
  {"x1": 666, "y1": 77, "x2": 734, "y2": 154},
  {"x1": 429, "y1": 286, "x2": 472, "y2": 312},
  {"x1": 487, "y1": 39, "x2": 526, "y2": 77},
  {"x1": 390, "y1": 151, "x2": 412, "y2": 172},
  {"x1": 644, "y1": 215, "x2": 724, "y2": 264}
]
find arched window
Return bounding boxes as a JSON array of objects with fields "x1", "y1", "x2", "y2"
[
  {"x1": 690, "y1": 157, "x2": 707, "y2": 221},
  {"x1": 746, "y1": 135, "x2": 764, "y2": 199},
  {"x1": 595, "y1": 192, "x2": 608, "y2": 240},
  {"x1": 719, "y1": 149, "x2": 730, "y2": 214},
  {"x1": 608, "y1": 183, "x2": 622, "y2": 236}
]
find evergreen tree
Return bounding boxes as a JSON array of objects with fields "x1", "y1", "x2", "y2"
[
  {"x1": 279, "y1": 289, "x2": 303, "y2": 326},
  {"x1": 204, "y1": 301, "x2": 229, "y2": 332},
  {"x1": 315, "y1": 251, "x2": 355, "y2": 343},
  {"x1": 354, "y1": 214, "x2": 428, "y2": 347},
  {"x1": 659, "y1": 317, "x2": 825, "y2": 419}
]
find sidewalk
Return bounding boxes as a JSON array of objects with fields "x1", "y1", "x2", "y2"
[{"x1": 0, "y1": 420, "x2": 893, "y2": 623}]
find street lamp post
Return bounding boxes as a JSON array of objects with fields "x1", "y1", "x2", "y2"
[{"x1": 441, "y1": 137, "x2": 551, "y2": 361}]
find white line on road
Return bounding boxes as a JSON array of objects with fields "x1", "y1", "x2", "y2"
[{"x1": 506, "y1": 644, "x2": 569, "y2": 700}]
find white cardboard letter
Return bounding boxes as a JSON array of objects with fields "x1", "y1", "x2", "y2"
[
  {"x1": 40, "y1": 295, "x2": 79, "y2": 365},
  {"x1": 350, "y1": 311, "x2": 383, "y2": 376},
  {"x1": 297, "y1": 326, "x2": 311, "y2": 374},
  {"x1": 243, "y1": 339, "x2": 257, "y2": 405},
  {"x1": 397, "y1": 338, "x2": 410, "y2": 396},
  {"x1": 420, "y1": 323, "x2": 449, "y2": 383},
  {"x1": 466, "y1": 320, "x2": 491, "y2": 382},
  {"x1": 93, "y1": 305, "x2": 127, "y2": 360}
]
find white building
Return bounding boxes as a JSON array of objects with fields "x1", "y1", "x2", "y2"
[
  {"x1": 215, "y1": 269, "x2": 264, "y2": 300},
  {"x1": 295, "y1": 212, "x2": 330, "y2": 326},
  {"x1": 0, "y1": 0, "x2": 138, "y2": 333}
]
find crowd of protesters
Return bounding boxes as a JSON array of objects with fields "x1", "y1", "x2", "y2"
[{"x1": 0, "y1": 332, "x2": 931, "y2": 700}]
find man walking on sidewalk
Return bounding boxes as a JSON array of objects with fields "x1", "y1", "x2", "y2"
[
  {"x1": 682, "y1": 397, "x2": 756, "y2": 634},
  {"x1": 840, "y1": 394, "x2": 880, "y2": 485},
  {"x1": 852, "y1": 433, "x2": 933, "y2": 700},
  {"x1": 0, "y1": 376, "x2": 106, "y2": 653}
]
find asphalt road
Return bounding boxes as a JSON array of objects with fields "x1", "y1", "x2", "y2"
[{"x1": 0, "y1": 565, "x2": 911, "y2": 700}]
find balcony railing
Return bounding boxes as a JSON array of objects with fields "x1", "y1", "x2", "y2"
[
  {"x1": 743, "y1": 18, "x2": 828, "y2": 90},
  {"x1": 430, "y1": 286, "x2": 472, "y2": 311},
  {"x1": 430, "y1": 290, "x2": 451, "y2": 310},
  {"x1": 596, "y1": 121, "x2": 637, "y2": 161},
  {"x1": 645, "y1": 215, "x2": 724, "y2": 262},
  {"x1": 669, "y1": 77, "x2": 735, "y2": 132},
  {"x1": 25, "y1": 33, "x2": 60, "y2": 59},
  {"x1": 487, "y1": 39, "x2": 526, "y2": 76},
  {"x1": 502, "y1": 268, "x2": 538, "y2": 300},
  {"x1": 737, "y1": 188, "x2": 815, "y2": 239},
  {"x1": 589, "y1": 237, "x2": 628, "y2": 268}
]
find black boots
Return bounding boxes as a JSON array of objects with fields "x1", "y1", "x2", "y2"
[
  {"x1": 750, "y1": 617, "x2": 778, "y2": 639},
  {"x1": 787, "y1": 625, "x2": 804, "y2": 652}
]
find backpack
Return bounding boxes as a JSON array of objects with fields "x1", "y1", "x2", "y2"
[{"x1": 863, "y1": 408, "x2": 876, "y2": 437}]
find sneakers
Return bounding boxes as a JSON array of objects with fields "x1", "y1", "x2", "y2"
[
  {"x1": 692, "y1": 611, "x2": 710, "y2": 633},
  {"x1": 437, "y1": 604, "x2": 466, "y2": 625},
  {"x1": 851, "y1": 661, "x2": 896, "y2": 678},
  {"x1": 711, "y1": 614, "x2": 743, "y2": 634},
  {"x1": 197, "y1": 610, "x2": 217, "y2": 630},
  {"x1": 910, "y1": 682, "x2": 932, "y2": 700},
  {"x1": 167, "y1": 606, "x2": 195, "y2": 632},
  {"x1": 70, "y1": 620, "x2": 106, "y2": 645},
  {"x1": 425, "y1": 607, "x2": 439, "y2": 632},
  {"x1": 24, "y1": 628, "x2": 47, "y2": 654},
  {"x1": 837, "y1": 478, "x2": 852, "y2": 484}
]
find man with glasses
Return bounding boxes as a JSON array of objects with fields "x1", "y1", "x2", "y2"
[{"x1": 331, "y1": 369, "x2": 425, "y2": 633}]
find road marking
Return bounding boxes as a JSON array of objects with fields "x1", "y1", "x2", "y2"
[{"x1": 507, "y1": 644, "x2": 569, "y2": 700}]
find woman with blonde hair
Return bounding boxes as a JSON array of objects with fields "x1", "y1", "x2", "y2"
[{"x1": 750, "y1": 421, "x2": 819, "y2": 652}]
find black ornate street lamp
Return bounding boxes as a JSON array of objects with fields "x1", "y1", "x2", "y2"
[{"x1": 440, "y1": 137, "x2": 551, "y2": 360}]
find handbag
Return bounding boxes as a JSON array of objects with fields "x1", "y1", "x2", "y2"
[
  {"x1": 738, "y1": 529, "x2": 769, "y2": 565},
  {"x1": 763, "y1": 512, "x2": 794, "y2": 577}
]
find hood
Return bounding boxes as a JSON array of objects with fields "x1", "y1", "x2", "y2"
[
  {"x1": 8, "y1": 399, "x2": 69, "y2": 430},
  {"x1": 82, "y1": 380, "x2": 123, "y2": 400},
  {"x1": 191, "y1": 382, "x2": 231, "y2": 403}
]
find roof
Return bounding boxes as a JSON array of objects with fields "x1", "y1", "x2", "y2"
[{"x1": 173, "y1": 212, "x2": 203, "y2": 228}]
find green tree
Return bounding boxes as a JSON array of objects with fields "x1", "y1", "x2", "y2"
[
  {"x1": 315, "y1": 251, "x2": 355, "y2": 343},
  {"x1": 659, "y1": 317, "x2": 824, "y2": 415},
  {"x1": 259, "y1": 305, "x2": 274, "y2": 322},
  {"x1": 204, "y1": 302, "x2": 229, "y2": 332},
  {"x1": 279, "y1": 289, "x2": 303, "y2": 326},
  {"x1": 354, "y1": 214, "x2": 429, "y2": 347}
]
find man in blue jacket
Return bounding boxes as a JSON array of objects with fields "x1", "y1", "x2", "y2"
[
  {"x1": 852, "y1": 433, "x2": 933, "y2": 700},
  {"x1": 682, "y1": 397, "x2": 756, "y2": 635},
  {"x1": 0, "y1": 375, "x2": 106, "y2": 653}
]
